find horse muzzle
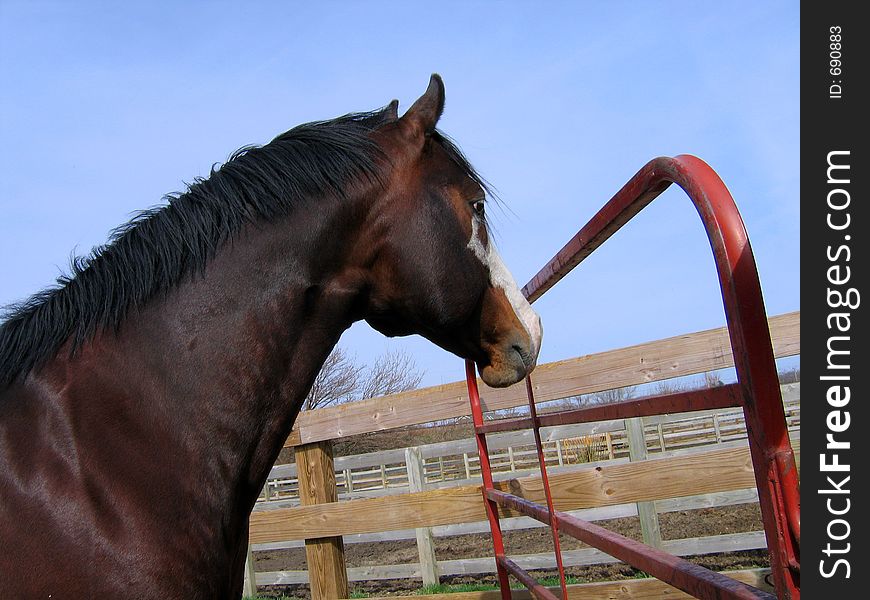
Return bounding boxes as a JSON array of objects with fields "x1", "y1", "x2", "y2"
[{"x1": 478, "y1": 322, "x2": 541, "y2": 388}]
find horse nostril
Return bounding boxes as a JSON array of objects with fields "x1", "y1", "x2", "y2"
[{"x1": 511, "y1": 344, "x2": 532, "y2": 369}]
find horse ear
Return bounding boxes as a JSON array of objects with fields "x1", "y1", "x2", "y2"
[
  {"x1": 400, "y1": 74, "x2": 445, "y2": 137},
  {"x1": 384, "y1": 99, "x2": 399, "y2": 121}
]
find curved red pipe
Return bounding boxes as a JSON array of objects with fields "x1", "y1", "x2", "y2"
[{"x1": 517, "y1": 155, "x2": 800, "y2": 598}]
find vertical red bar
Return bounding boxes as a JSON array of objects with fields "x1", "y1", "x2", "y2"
[
  {"x1": 466, "y1": 360, "x2": 512, "y2": 599},
  {"x1": 670, "y1": 155, "x2": 800, "y2": 598},
  {"x1": 525, "y1": 377, "x2": 569, "y2": 598}
]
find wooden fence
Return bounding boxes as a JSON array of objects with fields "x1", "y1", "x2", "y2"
[
  {"x1": 255, "y1": 384, "x2": 800, "y2": 507},
  {"x1": 243, "y1": 311, "x2": 800, "y2": 598}
]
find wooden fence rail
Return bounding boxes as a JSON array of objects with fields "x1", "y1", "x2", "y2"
[
  {"x1": 257, "y1": 384, "x2": 799, "y2": 504},
  {"x1": 257, "y1": 531, "x2": 770, "y2": 585},
  {"x1": 250, "y1": 435, "x2": 800, "y2": 587},
  {"x1": 251, "y1": 487, "x2": 764, "y2": 552},
  {"x1": 250, "y1": 439, "x2": 787, "y2": 543},
  {"x1": 283, "y1": 312, "x2": 798, "y2": 447}
]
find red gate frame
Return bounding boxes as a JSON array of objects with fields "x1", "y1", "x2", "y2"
[{"x1": 465, "y1": 155, "x2": 800, "y2": 599}]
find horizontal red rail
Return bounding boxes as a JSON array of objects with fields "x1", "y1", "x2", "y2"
[
  {"x1": 496, "y1": 557, "x2": 560, "y2": 600},
  {"x1": 475, "y1": 384, "x2": 743, "y2": 434},
  {"x1": 487, "y1": 489, "x2": 776, "y2": 600},
  {"x1": 537, "y1": 384, "x2": 742, "y2": 426},
  {"x1": 475, "y1": 417, "x2": 534, "y2": 434}
]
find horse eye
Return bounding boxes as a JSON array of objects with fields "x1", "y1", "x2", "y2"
[{"x1": 472, "y1": 199, "x2": 485, "y2": 216}]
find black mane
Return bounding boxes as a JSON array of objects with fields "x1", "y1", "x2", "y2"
[
  {"x1": 0, "y1": 107, "x2": 490, "y2": 390},
  {"x1": 0, "y1": 109, "x2": 395, "y2": 389}
]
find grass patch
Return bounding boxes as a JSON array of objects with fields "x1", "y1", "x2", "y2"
[
  {"x1": 415, "y1": 575, "x2": 589, "y2": 595},
  {"x1": 537, "y1": 575, "x2": 585, "y2": 586},
  {"x1": 417, "y1": 583, "x2": 501, "y2": 594}
]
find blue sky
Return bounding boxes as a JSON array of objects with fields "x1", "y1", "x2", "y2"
[{"x1": 0, "y1": 2, "x2": 799, "y2": 388}]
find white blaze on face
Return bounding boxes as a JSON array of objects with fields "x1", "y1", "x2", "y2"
[{"x1": 467, "y1": 217, "x2": 543, "y2": 367}]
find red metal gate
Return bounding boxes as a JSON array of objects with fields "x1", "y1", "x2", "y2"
[{"x1": 465, "y1": 155, "x2": 800, "y2": 599}]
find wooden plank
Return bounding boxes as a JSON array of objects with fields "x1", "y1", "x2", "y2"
[
  {"x1": 251, "y1": 487, "x2": 762, "y2": 551},
  {"x1": 261, "y1": 456, "x2": 614, "y2": 511},
  {"x1": 257, "y1": 532, "x2": 768, "y2": 584},
  {"x1": 259, "y1": 436, "x2": 802, "y2": 541},
  {"x1": 272, "y1": 423, "x2": 616, "y2": 479},
  {"x1": 269, "y1": 421, "x2": 630, "y2": 487},
  {"x1": 296, "y1": 440, "x2": 348, "y2": 599},
  {"x1": 267, "y1": 383, "x2": 799, "y2": 482},
  {"x1": 357, "y1": 569, "x2": 773, "y2": 599},
  {"x1": 309, "y1": 433, "x2": 791, "y2": 508},
  {"x1": 284, "y1": 312, "x2": 799, "y2": 446},
  {"x1": 406, "y1": 446, "x2": 439, "y2": 587},
  {"x1": 263, "y1": 409, "x2": 792, "y2": 506},
  {"x1": 256, "y1": 386, "x2": 797, "y2": 516},
  {"x1": 266, "y1": 389, "x2": 798, "y2": 502},
  {"x1": 249, "y1": 444, "x2": 757, "y2": 543}
]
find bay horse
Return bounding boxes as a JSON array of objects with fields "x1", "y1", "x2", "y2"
[{"x1": 0, "y1": 75, "x2": 542, "y2": 598}]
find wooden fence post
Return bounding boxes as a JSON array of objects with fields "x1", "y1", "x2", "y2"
[
  {"x1": 712, "y1": 413, "x2": 723, "y2": 443},
  {"x1": 625, "y1": 417, "x2": 663, "y2": 548},
  {"x1": 297, "y1": 440, "x2": 349, "y2": 599},
  {"x1": 405, "y1": 446, "x2": 440, "y2": 587},
  {"x1": 242, "y1": 540, "x2": 257, "y2": 598}
]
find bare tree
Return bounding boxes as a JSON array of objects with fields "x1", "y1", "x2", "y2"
[
  {"x1": 590, "y1": 385, "x2": 637, "y2": 405},
  {"x1": 778, "y1": 366, "x2": 801, "y2": 384},
  {"x1": 546, "y1": 385, "x2": 638, "y2": 413},
  {"x1": 653, "y1": 378, "x2": 688, "y2": 396},
  {"x1": 358, "y1": 349, "x2": 424, "y2": 399},
  {"x1": 303, "y1": 347, "x2": 424, "y2": 411},
  {"x1": 303, "y1": 347, "x2": 364, "y2": 411},
  {"x1": 702, "y1": 371, "x2": 724, "y2": 388}
]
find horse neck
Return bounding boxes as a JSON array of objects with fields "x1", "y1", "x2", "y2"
[{"x1": 49, "y1": 203, "x2": 373, "y2": 532}]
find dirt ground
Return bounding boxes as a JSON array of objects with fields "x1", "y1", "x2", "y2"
[{"x1": 254, "y1": 503, "x2": 769, "y2": 598}]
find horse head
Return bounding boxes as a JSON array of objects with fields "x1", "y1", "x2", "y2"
[{"x1": 362, "y1": 75, "x2": 542, "y2": 387}]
